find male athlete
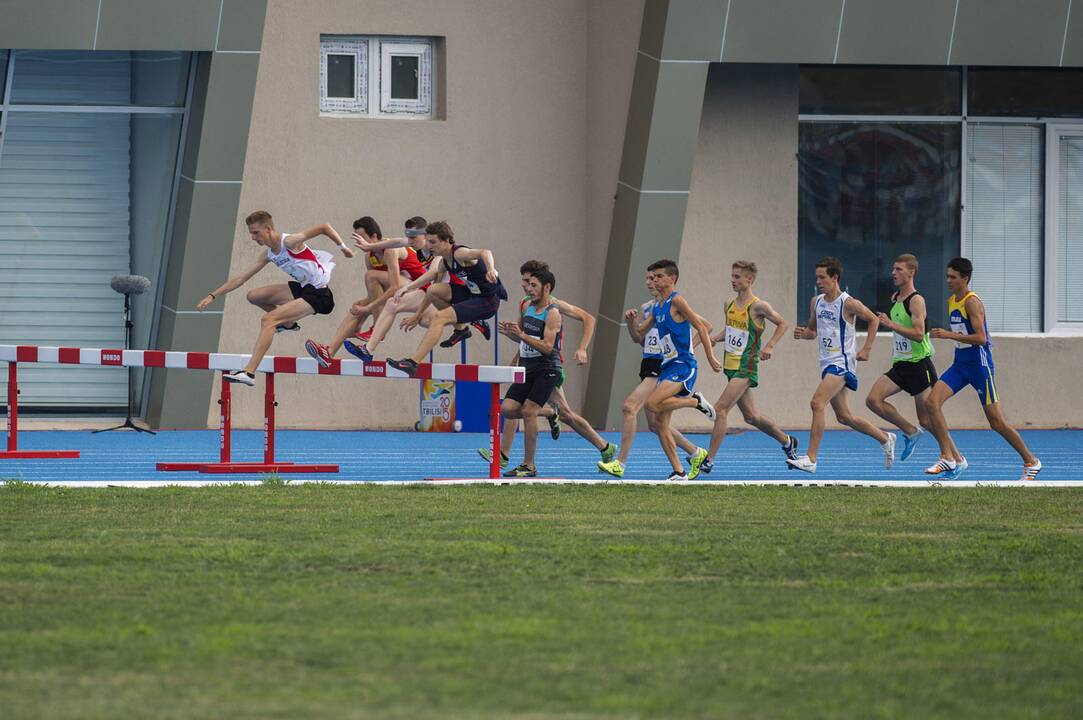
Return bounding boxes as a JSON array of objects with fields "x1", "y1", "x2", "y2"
[
  {"x1": 387, "y1": 221, "x2": 506, "y2": 376},
  {"x1": 865, "y1": 254, "x2": 937, "y2": 463},
  {"x1": 480, "y1": 260, "x2": 616, "y2": 470},
  {"x1": 597, "y1": 265, "x2": 704, "y2": 479},
  {"x1": 925, "y1": 257, "x2": 1042, "y2": 480},
  {"x1": 787, "y1": 257, "x2": 896, "y2": 472},
  {"x1": 635, "y1": 259, "x2": 721, "y2": 481},
  {"x1": 698, "y1": 260, "x2": 798, "y2": 478},
  {"x1": 196, "y1": 210, "x2": 353, "y2": 385},
  {"x1": 303, "y1": 216, "x2": 427, "y2": 366}
]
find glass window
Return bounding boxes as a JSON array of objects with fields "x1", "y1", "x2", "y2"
[
  {"x1": 319, "y1": 37, "x2": 367, "y2": 114},
  {"x1": 9, "y1": 50, "x2": 189, "y2": 106},
  {"x1": 964, "y1": 124, "x2": 1043, "y2": 332},
  {"x1": 800, "y1": 66, "x2": 962, "y2": 116},
  {"x1": 0, "y1": 50, "x2": 8, "y2": 98},
  {"x1": 1056, "y1": 135, "x2": 1083, "y2": 323},
  {"x1": 798, "y1": 123, "x2": 961, "y2": 328},
  {"x1": 379, "y1": 39, "x2": 432, "y2": 116},
  {"x1": 326, "y1": 54, "x2": 356, "y2": 98},
  {"x1": 390, "y1": 55, "x2": 419, "y2": 100},
  {"x1": 968, "y1": 68, "x2": 1083, "y2": 118}
]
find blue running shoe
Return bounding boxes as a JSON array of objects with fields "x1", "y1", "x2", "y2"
[
  {"x1": 343, "y1": 339, "x2": 372, "y2": 362},
  {"x1": 941, "y1": 457, "x2": 968, "y2": 480},
  {"x1": 899, "y1": 429, "x2": 923, "y2": 462}
]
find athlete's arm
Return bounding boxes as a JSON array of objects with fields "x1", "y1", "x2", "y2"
[
  {"x1": 794, "y1": 297, "x2": 817, "y2": 339},
  {"x1": 354, "y1": 234, "x2": 408, "y2": 252},
  {"x1": 847, "y1": 297, "x2": 880, "y2": 361},
  {"x1": 672, "y1": 295, "x2": 721, "y2": 372},
  {"x1": 691, "y1": 316, "x2": 714, "y2": 349},
  {"x1": 935, "y1": 295, "x2": 988, "y2": 346},
  {"x1": 395, "y1": 258, "x2": 442, "y2": 298},
  {"x1": 625, "y1": 307, "x2": 646, "y2": 344},
  {"x1": 553, "y1": 298, "x2": 595, "y2": 364},
  {"x1": 400, "y1": 293, "x2": 432, "y2": 332},
  {"x1": 878, "y1": 295, "x2": 927, "y2": 342},
  {"x1": 513, "y1": 308, "x2": 561, "y2": 356},
  {"x1": 197, "y1": 254, "x2": 268, "y2": 310},
  {"x1": 451, "y1": 246, "x2": 500, "y2": 283},
  {"x1": 287, "y1": 223, "x2": 354, "y2": 258},
  {"x1": 630, "y1": 306, "x2": 655, "y2": 342},
  {"x1": 360, "y1": 249, "x2": 404, "y2": 311},
  {"x1": 754, "y1": 300, "x2": 788, "y2": 361}
]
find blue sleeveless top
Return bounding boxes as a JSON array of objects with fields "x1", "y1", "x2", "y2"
[{"x1": 652, "y1": 291, "x2": 694, "y2": 367}]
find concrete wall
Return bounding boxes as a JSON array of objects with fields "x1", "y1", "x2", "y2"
[
  {"x1": 677, "y1": 63, "x2": 1081, "y2": 432},
  {"x1": 216, "y1": 0, "x2": 643, "y2": 428}
]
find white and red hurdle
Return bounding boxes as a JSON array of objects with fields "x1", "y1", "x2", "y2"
[{"x1": 0, "y1": 345, "x2": 523, "y2": 478}]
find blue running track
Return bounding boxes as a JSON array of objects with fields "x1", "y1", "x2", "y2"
[{"x1": 1, "y1": 429, "x2": 1079, "y2": 483}]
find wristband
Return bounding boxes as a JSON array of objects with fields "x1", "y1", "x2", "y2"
[{"x1": 209, "y1": 292, "x2": 216, "y2": 299}]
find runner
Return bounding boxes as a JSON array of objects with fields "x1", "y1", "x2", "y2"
[
  {"x1": 387, "y1": 221, "x2": 506, "y2": 376},
  {"x1": 866, "y1": 254, "x2": 938, "y2": 463},
  {"x1": 786, "y1": 256, "x2": 896, "y2": 472},
  {"x1": 196, "y1": 210, "x2": 353, "y2": 385},
  {"x1": 697, "y1": 261, "x2": 797, "y2": 479},
  {"x1": 597, "y1": 266, "x2": 703, "y2": 479},
  {"x1": 303, "y1": 216, "x2": 428, "y2": 366},
  {"x1": 636, "y1": 259, "x2": 721, "y2": 481},
  {"x1": 480, "y1": 260, "x2": 616, "y2": 470},
  {"x1": 925, "y1": 257, "x2": 1042, "y2": 480}
]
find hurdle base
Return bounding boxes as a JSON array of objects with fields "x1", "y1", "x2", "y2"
[
  {"x1": 0, "y1": 450, "x2": 80, "y2": 459},
  {"x1": 157, "y1": 461, "x2": 338, "y2": 474}
]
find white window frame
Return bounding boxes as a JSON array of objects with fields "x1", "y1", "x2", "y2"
[
  {"x1": 320, "y1": 35, "x2": 434, "y2": 119},
  {"x1": 319, "y1": 38, "x2": 367, "y2": 114},
  {"x1": 1043, "y1": 124, "x2": 1083, "y2": 334}
]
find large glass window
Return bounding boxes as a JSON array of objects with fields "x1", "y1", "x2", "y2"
[
  {"x1": 10, "y1": 50, "x2": 189, "y2": 107},
  {"x1": 968, "y1": 68, "x2": 1083, "y2": 119},
  {"x1": 798, "y1": 123, "x2": 960, "y2": 327},
  {"x1": 800, "y1": 66, "x2": 961, "y2": 116},
  {"x1": 320, "y1": 35, "x2": 435, "y2": 118},
  {"x1": 1055, "y1": 134, "x2": 1083, "y2": 324}
]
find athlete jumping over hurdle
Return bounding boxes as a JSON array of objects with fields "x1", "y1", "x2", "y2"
[{"x1": 196, "y1": 210, "x2": 353, "y2": 386}]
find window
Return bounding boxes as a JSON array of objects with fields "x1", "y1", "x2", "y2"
[
  {"x1": 799, "y1": 66, "x2": 961, "y2": 116},
  {"x1": 968, "y1": 69, "x2": 1083, "y2": 119},
  {"x1": 1049, "y1": 129, "x2": 1083, "y2": 328},
  {"x1": 320, "y1": 35, "x2": 434, "y2": 118}
]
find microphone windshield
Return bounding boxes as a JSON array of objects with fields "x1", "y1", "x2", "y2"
[{"x1": 110, "y1": 275, "x2": 152, "y2": 295}]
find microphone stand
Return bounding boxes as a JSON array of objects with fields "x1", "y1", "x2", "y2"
[{"x1": 93, "y1": 292, "x2": 156, "y2": 434}]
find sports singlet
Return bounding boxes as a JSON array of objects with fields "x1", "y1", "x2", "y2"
[
  {"x1": 723, "y1": 296, "x2": 763, "y2": 373},
  {"x1": 948, "y1": 291, "x2": 993, "y2": 367},
  {"x1": 889, "y1": 292, "x2": 934, "y2": 364},
  {"x1": 652, "y1": 291, "x2": 693, "y2": 368},
  {"x1": 266, "y1": 234, "x2": 333, "y2": 288},
  {"x1": 815, "y1": 292, "x2": 855, "y2": 373},
  {"x1": 366, "y1": 246, "x2": 427, "y2": 280},
  {"x1": 447, "y1": 244, "x2": 499, "y2": 296},
  {"x1": 641, "y1": 300, "x2": 662, "y2": 359},
  {"x1": 519, "y1": 300, "x2": 562, "y2": 371}
]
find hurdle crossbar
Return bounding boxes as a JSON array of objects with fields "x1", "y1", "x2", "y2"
[{"x1": 0, "y1": 345, "x2": 523, "y2": 478}]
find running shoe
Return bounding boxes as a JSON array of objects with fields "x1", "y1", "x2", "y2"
[
  {"x1": 342, "y1": 339, "x2": 373, "y2": 363},
  {"x1": 786, "y1": 455, "x2": 817, "y2": 473},
  {"x1": 1019, "y1": 459, "x2": 1042, "y2": 481},
  {"x1": 941, "y1": 457, "x2": 968, "y2": 480},
  {"x1": 782, "y1": 435, "x2": 800, "y2": 462},
  {"x1": 353, "y1": 327, "x2": 373, "y2": 342},
  {"x1": 882, "y1": 432, "x2": 897, "y2": 470},
  {"x1": 600, "y1": 442, "x2": 617, "y2": 463},
  {"x1": 899, "y1": 429, "x2": 923, "y2": 462},
  {"x1": 470, "y1": 320, "x2": 492, "y2": 340},
  {"x1": 387, "y1": 358, "x2": 419, "y2": 377},
  {"x1": 439, "y1": 326, "x2": 472, "y2": 348},
  {"x1": 504, "y1": 463, "x2": 537, "y2": 478},
  {"x1": 666, "y1": 470, "x2": 688, "y2": 481},
  {"x1": 223, "y1": 370, "x2": 255, "y2": 386},
  {"x1": 597, "y1": 459, "x2": 625, "y2": 478},
  {"x1": 924, "y1": 458, "x2": 955, "y2": 475},
  {"x1": 687, "y1": 447, "x2": 708, "y2": 480},
  {"x1": 547, "y1": 403, "x2": 561, "y2": 440},
  {"x1": 699, "y1": 458, "x2": 714, "y2": 476},
  {"x1": 692, "y1": 392, "x2": 717, "y2": 421},
  {"x1": 305, "y1": 339, "x2": 333, "y2": 368},
  {"x1": 478, "y1": 448, "x2": 510, "y2": 469},
  {"x1": 275, "y1": 322, "x2": 300, "y2": 334}
]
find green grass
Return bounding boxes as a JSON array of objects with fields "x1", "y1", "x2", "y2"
[{"x1": 2, "y1": 484, "x2": 1082, "y2": 719}]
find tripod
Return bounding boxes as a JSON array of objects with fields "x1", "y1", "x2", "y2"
[{"x1": 93, "y1": 292, "x2": 155, "y2": 435}]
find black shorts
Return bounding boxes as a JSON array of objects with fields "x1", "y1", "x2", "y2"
[
  {"x1": 504, "y1": 366, "x2": 560, "y2": 407},
  {"x1": 288, "y1": 281, "x2": 334, "y2": 315},
  {"x1": 639, "y1": 357, "x2": 662, "y2": 380},
  {"x1": 450, "y1": 284, "x2": 500, "y2": 324},
  {"x1": 885, "y1": 357, "x2": 938, "y2": 396}
]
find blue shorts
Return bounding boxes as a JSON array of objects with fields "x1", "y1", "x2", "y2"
[
  {"x1": 940, "y1": 362, "x2": 998, "y2": 406},
  {"x1": 657, "y1": 361, "x2": 698, "y2": 397},
  {"x1": 822, "y1": 365, "x2": 858, "y2": 391}
]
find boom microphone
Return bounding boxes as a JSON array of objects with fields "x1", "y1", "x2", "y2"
[{"x1": 110, "y1": 275, "x2": 151, "y2": 295}]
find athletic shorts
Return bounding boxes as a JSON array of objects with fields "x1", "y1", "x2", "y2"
[
  {"x1": 885, "y1": 357, "x2": 938, "y2": 397},
  {"x1": 724, "y1": 367, "x2": 758, "y2": 388},
  {"x1": 450, "y1": 284, "x2": 500, "y2": 324},
  {"x1": 657, "y1": 360, "x2": 697, "y2": 397},
  {"x1": 556, "y1": 367, "x2": 565, "y2": 389},
  {"x1": 940, "y1": 362, "x2": 998, "y2": 407},
  {"x1": 504, "y1": 366, "x2": 560, "y2": 407},
  {"x1": 288, "y1": 281, "x2": 334, "y2": 315},
  {"x1": 822, "y1": 364, "x2": 858, "y2": 392},
  {"x1": 639, "y1": 356, "x2": 662, "y2": 380}
]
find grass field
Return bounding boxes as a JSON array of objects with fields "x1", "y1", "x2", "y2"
[{"x1": 2, "y1": 483, "x2": 1082, "y2": 719}]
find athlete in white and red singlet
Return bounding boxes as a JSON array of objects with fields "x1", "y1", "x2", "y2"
[{"x1": 196, "y1": 209, "x2": 354, "y2": 385}]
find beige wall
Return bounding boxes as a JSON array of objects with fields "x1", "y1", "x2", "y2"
[
  {"x1": 214, "y1": 0, "x2": 642, "y2": 428},
  {"x1": 678, "y1": 63, "x2": 1081, "y2": 431}
]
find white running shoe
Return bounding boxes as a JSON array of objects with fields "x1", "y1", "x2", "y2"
[
  {"x1": 692, "y1": 392, "x2": 717, "y2": 421},
  {"x1": 925, "y1": 458, "x2": 955, "y2": 475},
  {"x1": 786, "y1": 455, "x2": 816, "y2": 473},
  {"x1": 882, "y1": 432, "x2": 897, "y2": 470},
  {"x1": 1019, "y1": 459, "x2": 1042, "y2": 481},
  {"x1": 223, "y1": 370, "x2": 255, "y2": 386},
  {"x1": 666, "y1": 470, "x2": 688, "y2": 481}
]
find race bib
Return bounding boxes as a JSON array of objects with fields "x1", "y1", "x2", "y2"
[
  {"x1": 724, "y1": 326, "x2": 748, "y2": 356},
  {"x1": 950, "y1": 321, "x2": 967, "y2": 349},
  {"x1": 659, "y1": 334, "x2": 678, "y2": 362},
  {"x1": 893, "y1": 333, "x2": 912, "y2": 359},
  {"x1": 520, "y1": 340, "x2": 540, "y2": 358},
  {"x1": 644, "y1": 328, "x2": 661, "y2": 356}
]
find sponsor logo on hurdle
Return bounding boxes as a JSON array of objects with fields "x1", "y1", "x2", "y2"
[
  {"x1": 101, "y1": 350, "x2": 123, "y2": 366},
  {"x1": 362, "y1": 362, "x2": 386, "y2": 377}
]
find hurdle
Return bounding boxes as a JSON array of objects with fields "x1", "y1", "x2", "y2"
[{"x1": 0, "y1": 345, "x2": 524, "y2": 477}]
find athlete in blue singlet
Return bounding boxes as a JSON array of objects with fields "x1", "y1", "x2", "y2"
[{"x1": 926, "y1": 257, "x2": 1042, "y2": 481}]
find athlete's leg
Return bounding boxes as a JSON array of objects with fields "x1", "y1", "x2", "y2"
[
  {"x1": 647, "y1": 381, "x2": 685, "y2": 473},
  {"x1": 245, "y1": 284, "x2": 294, "y2": 312},
  {"x1": 735, "y1": 390, "x2": 790, "y2": 445},
  {"x1": 983, "y1": 402, "x2": 1039, "y2": 465},
  {"x1": 615, "y1": 379, "x2": 656, "y2": 464},
  {"x1": 242, "y1": 298, "x2": 314, "y2": 374},
  {"x1": 806, "y1": 375, "x2": 846, "y2": 462},
  {"x1": 865, "y1": 375, "x2": 919, "y2": 436},
  {"x1": 642, "y1": 407, "x2": 697, "y2": 456},
  {"x1": 705, "y1": 378, "x2": 749, "y2": 462},
  {"x1": 405, "y1": 285, "x2": 458, "y2": 362},
  {"x1": 365, "y1": 289, "x2": 425, "y2": 354},
  {"x1": 519, "y1": 399, "x2": 543, "y2": 468},
  {"x1": 550, "y1": 386, "x2": 607, "y2": 451},
  {"x1": 925, "y1": 380, "x2": 964, "y2": 463},
  {"x1": 830, "y1": 390, "x2": 889, "y2": 444},
  {"x1": 913, "y1": 388, "x2": 933, "y2": 432}
]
